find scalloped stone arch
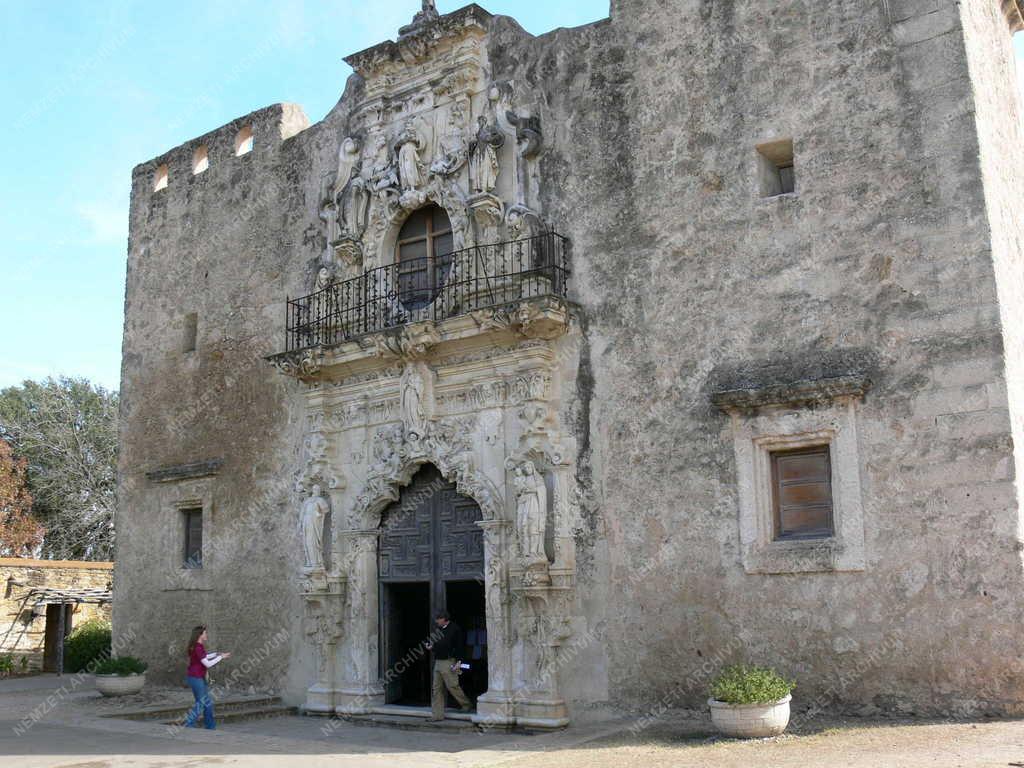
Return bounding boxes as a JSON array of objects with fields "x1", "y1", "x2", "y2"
[
  {"x1": 376, "y1": 187, "x2": 472, "y2": 268},
  {"x1": 350, "y1": 436, "x2": 504, "y2": 531}
]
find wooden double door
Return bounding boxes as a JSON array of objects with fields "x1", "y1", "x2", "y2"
[{"x1": 379, "y1": 464, "x2": 487, "y2": 706}]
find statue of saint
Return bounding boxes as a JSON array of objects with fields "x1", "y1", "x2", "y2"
[
  {"x1": 333, "y1": 137, "x2": 361, "y2": 199},
  {"x1": 469, "y1": 116, "x2": 504, "y2": 194},
  {"x1": 315, "y1": 267, "x2": 333, "y2": 292},
  {"x1": 301, "y1": 485, "x2": 330, "y2": 570},
  {"x1": 339, "y1": 174, "x2": 370, "y2": 238},
  {"x1": 400, "y1": 364, "x2": 426, "y2": 438},
  {"x1": 370, "y1": 133, "x2": 399, "y2": 201},
  {"x1": 430, "y1": 108, "x2": 469, "y2": 178},
  {"x1": 513, "y1": 461, "x2": 547, "y2": 562},
  {"x1": 396, "y1": 120, "x2": 424, "y2": 192}
]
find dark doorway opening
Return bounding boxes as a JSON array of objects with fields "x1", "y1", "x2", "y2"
[
  {"x1": 445, "y1": 580, "x2": 487, "y2": 706},
  {"x1": 42, "y1": 604, "x2": 73, "y2": 673},
  {"x1": 381, "y1": 581, "x2": 431, "y2": 706},
  {"x1": 378, "y1": 464, "x2": 488, "y2": 711}
]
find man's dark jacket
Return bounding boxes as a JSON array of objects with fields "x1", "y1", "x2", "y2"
[{"x1": 432, "y1": 620, "x2": 464, "y2": 660}]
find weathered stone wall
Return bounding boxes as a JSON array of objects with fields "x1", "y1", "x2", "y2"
[
  {"x1": 115, "y1": 103, "x2": 317, "y2": 692},
  {"x1": 116, "y1": 0, "x2": 1024, "y2": 715},
  {"x1": 0, "y1": 559, "x2": 112, "y2": 671},
  {"x1": 961, "y1": 0, "x2": 1024, "y2": 552},
  {"x1": 496, "y1": 0, "x2": 1024, "y2": 714}
]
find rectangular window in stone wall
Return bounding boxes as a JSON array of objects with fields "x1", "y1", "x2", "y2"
[
  {"x1": 771, "y1": 445, "x2": 834, "y2": 540},
  {"x1": 183, "y1": 508, "x2": 203, "y2": 569},
  {"x1": 712, "y1": 370, "x2": 870, "y2": 574}
]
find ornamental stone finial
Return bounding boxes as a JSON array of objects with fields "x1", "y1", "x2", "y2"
[{"x1": 400, "y1": 0, "x2": 440, "y2": 37}]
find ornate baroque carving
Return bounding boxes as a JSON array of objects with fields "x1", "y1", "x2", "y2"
[{"x1": 350, "y1": 415, "x2": 502, "y2": 527}]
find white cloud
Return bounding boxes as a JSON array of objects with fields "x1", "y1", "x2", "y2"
[{"x1": 75, "y1": 199, "x2": 128, "y2": 246}]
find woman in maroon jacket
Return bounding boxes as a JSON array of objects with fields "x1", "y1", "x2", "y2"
[{"x1": 184, "y1": 625, "x2": 231, "y2": 729}]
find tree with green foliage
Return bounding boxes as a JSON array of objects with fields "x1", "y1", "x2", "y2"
[{"x1": 0, "y1": 377, "x2": 117, "y2": 560}]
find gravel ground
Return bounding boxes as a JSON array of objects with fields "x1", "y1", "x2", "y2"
[{"x1": 5, "y1": 676, "x2": 1024, "y2": 767}]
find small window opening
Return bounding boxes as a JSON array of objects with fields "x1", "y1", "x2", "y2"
[
  {"x1": 183, "y1": 312, "x2": 198, "y2": 353},
  {"x1": 183, "y1": 507, "x2": 203, "y2": 569},
  {"x1": 153, "y1": 164, "x2": 169, "y2": 192},
  {"x1": 396, "y1": 204, "x2": 454, "y2": 310},
  {"x1": 192, "y1": 145, "x2": 209, "y2": 175},
  {"x1": 771, "y1": 445, "x2": 834, "y2": 540},
  {"x1": 756, "y1": 138, "x2": 795, "y2": 197},
  {"x1": 235, "y1": 125, "x2": 254, "y2": 156}
]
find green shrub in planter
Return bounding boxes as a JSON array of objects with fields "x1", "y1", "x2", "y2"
[
  {"x1": 709, "y1": 664, "x2": 796, "y2": 705},
  {"x1": 93, "y1": 656, "x2": 147, "y2": 676},
  {"x1": 0, "y1": 653, "x2": 13, "y2": 676},
  {"x1": 64, "y1": 619, "x2": 112, "y2": 673}
]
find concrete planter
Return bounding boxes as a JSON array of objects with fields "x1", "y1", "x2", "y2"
[
  {"x1": 708, "y1": 693, "x2": 791, "y2": 738},
  {"x1": 95, "y1": 673, "x2": 146, "y2": 697}
]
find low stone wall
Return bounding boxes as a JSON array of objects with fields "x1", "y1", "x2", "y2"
[{"x1": 0, "y1": 559, "x2": 113, "y2": 672}]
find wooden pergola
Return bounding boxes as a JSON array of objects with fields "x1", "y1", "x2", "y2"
[{"x1": 25, "y1": 587, "x2": 112, "y2": 675}]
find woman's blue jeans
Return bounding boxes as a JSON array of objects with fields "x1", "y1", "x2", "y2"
[{"x1": 184, "y1": 675, "x2": 215, "y2": 729}]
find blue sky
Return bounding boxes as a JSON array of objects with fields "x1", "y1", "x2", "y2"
[
  {"x1": 0, "y1": 0, "x2": 608, "y2": 391},
  {"x1": 0, "y1": 3, "x2": 1021, "y2": 392}
]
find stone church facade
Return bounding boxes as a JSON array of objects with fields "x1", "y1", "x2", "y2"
[{"x1": 115, "y1": 0, "x2": 1024, "y2": 725}]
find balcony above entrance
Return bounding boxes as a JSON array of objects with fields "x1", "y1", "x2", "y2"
[{"x1": 267, "y1": 233, "x2": 572, "y2": 382}]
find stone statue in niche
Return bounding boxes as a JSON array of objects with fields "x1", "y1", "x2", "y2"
[
  {"x1": 506, "y1": 111, "x2": 542, "y2": 207},
  {"x1": 333, "y1": 137, "x2": 362, "y2": 200},
  {"x1": 430, "y1": 107, "x2": 469, "y2": 179},
  {"x1": 396, "y1": 119, "x2": 425, "y2": 192},
  {"x1": 318, "y1": 193, "x2": 339, "y2": 263},
  {"x1": 301, "y1": 485, "x2": 330, "y2": 571},
  {"x1": 469, "y1": 116, "x2": 505, "y2": 194},
  {"x1": 369, "y1": 132, "x2": 399, "y2": 203},
  {"x1": 400, "y1": 363, "x2": 428, "y2": 439},
  {"x1": 339, "y1": 175, "x2": 371, "y2": 240},
  {"x1": 315, "y1": 266, "x2": 333, "y2": 292},
  {"x1": 513, "y1": 460, "x2": 548, "y2": 568}
]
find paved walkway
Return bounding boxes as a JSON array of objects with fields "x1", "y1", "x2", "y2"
[{"x1": 4, "y1": 675, "x2": 1024, "y2": 767}]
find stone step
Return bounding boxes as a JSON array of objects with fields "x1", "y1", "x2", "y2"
[
  {"x1": 160, "y1": 704, "x2": 296, "y2": 726},
  {"x1": 106, "y1": 695, "x2": 283, "y2": 722},
  {"x1": 343, "y1": 712, "x2": 483, "y2": 732}
]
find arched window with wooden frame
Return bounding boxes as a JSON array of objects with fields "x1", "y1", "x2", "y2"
[{"x1": 396, "y1": 204, "x2": 454, "y2": 309}]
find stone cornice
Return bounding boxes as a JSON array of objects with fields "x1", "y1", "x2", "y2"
[
  {"x1": 343, "y1": 4, "x2": 492, "y2": 75},
  {"x1": 145, "y1": 459, "x2": 223, "y2": 483},
  {"x1": 711, "y1": 375, "x2": 872, "y2": 413},
  {"x1": 267, "y1": 296, "x2": 573, "y2": 385}
]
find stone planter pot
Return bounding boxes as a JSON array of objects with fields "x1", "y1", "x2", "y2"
[
  {"x1": 708, "y1": 694, "x2": 791, "y2": 738},
  {"x1": 95, "y1": 673, "x2": 146, "y2": 697}
]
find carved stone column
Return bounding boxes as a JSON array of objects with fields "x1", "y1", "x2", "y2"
[
  {"x1": 513, "y1": 589, "x2": 572, "y2": 728},
  {"x1": 335, "y1": 530, "x2": 385, "y2": 714},
  {"x1": 474, "y1": 519, "x2": 515, "y2": 726},
  {"x1": 303, "y1": 574, "x2": 346, "y2": 713}
]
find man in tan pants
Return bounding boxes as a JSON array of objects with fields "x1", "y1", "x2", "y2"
[{"x1": 426, "y1": 611, "x2": 472, "y2": 721}]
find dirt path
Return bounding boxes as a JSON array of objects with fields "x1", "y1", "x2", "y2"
[{"x1": 486, "y1": 718, "x2": 1024, "y2": 768}]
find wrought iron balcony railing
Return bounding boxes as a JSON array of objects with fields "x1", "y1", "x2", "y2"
[{"x1": 285, "y1": 232, "x2": 570, "y2": 352}]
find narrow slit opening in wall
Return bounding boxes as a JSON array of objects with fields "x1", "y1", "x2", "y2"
[
  {"x1": 192, "y1": 145, "x2": 209, "y2": 175},
  {"x1": 183, "y1": 312, "x2": 198, "y2": 353},
  {"x1": 756, "y1": 138, "x2": 795, "y2": 197},
  {"x1": 182, "y1": 507, "x2": 203, "y2": 569},
  {"x1": 235, "y1": 125, "x2": 253, "y2": 156},
  {"x1": 153, "y1": 164, "x2": 168, "y2": 192}
]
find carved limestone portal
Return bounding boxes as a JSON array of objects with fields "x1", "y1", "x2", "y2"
[{"x1": 271, "y1": 5, "x2": 581, "y2": 731}]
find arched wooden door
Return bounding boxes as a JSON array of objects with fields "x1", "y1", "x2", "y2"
[{"x1": 378, "y1": 464, "x2": 487, "y2": 705}]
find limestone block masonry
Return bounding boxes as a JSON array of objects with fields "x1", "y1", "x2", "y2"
[
  {"x1": 116, "y1": 0, "x2": 1024, "y2": 724},
  {"x1": 1, "y1": 559, "x2": 113, "y2": 671}
]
